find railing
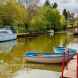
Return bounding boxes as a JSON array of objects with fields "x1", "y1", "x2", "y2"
[
  {"x1": 77, "y1": 53, "x2": 78, "y2": 78},
  {"x1": 61, "y1": 51, "x2": 78, "y2": 78},
  {"x1": 61, "y1": 49, "x2": 71, "y2": 78}
]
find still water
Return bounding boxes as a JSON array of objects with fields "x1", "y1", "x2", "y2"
[{"x1": 0, "y1": 33, "x2": 78, "y2": 77}]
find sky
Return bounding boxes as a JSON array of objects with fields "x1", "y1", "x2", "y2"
[
  {"x1": 37, "y1": 0, "x2": 78, "y2": 14},
  {"x1": 54, "y1": 0, "x2": 78, "y2": 12}
]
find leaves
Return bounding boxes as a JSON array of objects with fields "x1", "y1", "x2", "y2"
[
  {"x1": 0, "y1": 0, "x2": 28, "y2": 26},
  {"x1": 30, "y1": 6, "x2": 65, "y2": 31},
  {"x1": 0, "y1": 0, "x2": 65, "y2": 32}
]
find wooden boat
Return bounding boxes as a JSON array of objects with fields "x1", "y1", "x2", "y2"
[
  {"x1": 0, "y1": 28, "x2": 16, "y2": 42},
  {"x1": 24, "y1": 48, "x2": 76, "y2": 64}
]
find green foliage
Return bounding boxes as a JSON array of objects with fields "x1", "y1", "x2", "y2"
[
  {"x1": 44, "y1": 0, "x2": 50, "y2": 7},
  {"x1": 63, "y1": 9, "x2": 68, "y2": 20},
  {"x1": 0, "y1": 0, "x2": 65, "y2": 32},
  {"x1": 53, "y1": 3, "x2": 58, "y2": 8},
  {"x1": 0, "y1": 0, "x2": 28, "y2": 32},
  {"x1": 30, "y1": 15, "x2": 48, "y2": 31},
  {"x1": 30, "y1": 6, "x2": 65, "y2": 31}
]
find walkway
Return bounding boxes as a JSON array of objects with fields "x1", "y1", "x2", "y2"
[{"x1": 12, "y1": 69, "x2": 61, "y2": 78}]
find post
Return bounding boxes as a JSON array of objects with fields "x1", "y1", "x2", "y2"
[
  {"x1": 61, "y1": 52, "x2": 65, "y2": 78},
  {"x1": 76, "y1": 53, "x2": 78, "y2": 78},
  {"x1": 66, "y1": 49, "x2": 69, "y2": 69}
]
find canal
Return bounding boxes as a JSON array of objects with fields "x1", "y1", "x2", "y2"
[{"x1": 0, "y1": 33, "x2": 78, "y2": 78}]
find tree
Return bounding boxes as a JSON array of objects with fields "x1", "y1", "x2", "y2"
[
  {"x1": 53, "y1": 3, "x2": 58, "y2": 8},
  {"x1": 44, "y1": 0, "x2": 50, "y2": 6},
  {"x1": 29, "y1": 15, "x2": 48, "y2": 31},
  {"x1": 0, "y1": 0, "x2": 65, "y2": 32},
  {"x1": 29, "y1": 6, "x2": 65, "y2": 31},
  {"x1": 63, "y1": 9, "x2": 68, "y2": 20},
  {"x1": 0, "y1": 0, "x2": 29, "y2": 32}
]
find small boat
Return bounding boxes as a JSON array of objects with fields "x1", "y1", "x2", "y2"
[
  {"x1": 0, "y1": 28, "x2": 16, "y2": 42},
  {"x1": 54, "y1": 47, "x2": 76, "y2": 54},
  {"x1": 48, "y1": 30, "x2": 54, "y2": 37},
  {"x1": 23, "y1": 48, "x2": 76, "y2": 64}
]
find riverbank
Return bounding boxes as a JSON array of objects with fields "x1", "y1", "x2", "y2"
[
  {"x1": 17, "y1": 31, "x2": 48, "y2": 38},
  {"x1": 17, "y1": 30, "x2": 69, "y2": 38}
]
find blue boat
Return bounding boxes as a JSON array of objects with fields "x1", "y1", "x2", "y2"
[
  {"x1": 23, "y1": 48, "x2": 76, "y2": 64},
  {"x1": 54, "y1": 47, "x2": 76, "y2": 54}
]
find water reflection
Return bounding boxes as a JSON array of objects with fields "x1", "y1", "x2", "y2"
[
  {"x1": 17, "y1": 33, "x2": 68, "y2": 52},
  {"x1": 0, "y1": 40, "x2": 16, "y2": 54},
  {"x1": 67, "y1": 37, "x2": 78, "y2": 50}
]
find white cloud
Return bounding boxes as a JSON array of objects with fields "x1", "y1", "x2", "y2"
[{"x1": 49, "y1": 0, "x2": 78, "y2": 13}]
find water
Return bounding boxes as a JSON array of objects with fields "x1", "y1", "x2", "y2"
[{"x1": 0, "y1": 33, "x2": 78, "y2": 77}]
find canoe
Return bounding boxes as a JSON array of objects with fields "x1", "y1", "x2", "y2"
[
  {"x1": 24, "y1": 48, "x2": 76, "y2": 64},
  {"x1": 0, "y1": 28, "x2": 16, "y2": 42}
]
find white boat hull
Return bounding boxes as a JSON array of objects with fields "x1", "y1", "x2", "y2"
[
  {"x1": 24, "y1": 55, "x2": 73, "y2": 64},
  {"x1": 0, "y1": 34, "x2": 16, "y2": 42}
]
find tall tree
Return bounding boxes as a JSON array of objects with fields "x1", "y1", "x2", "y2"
[
  {"x1": 63, "y1": 9, "x2": 68, "y2": 20},
  {"x1": 53, "y1": 2, "x2": 58, "y2": 8},
  {"x1": 30, "y1": 6, "x2": 65, "y2": 31},
  {"x1": 44, "y1": 0, "x2": 50, "y2": 6},
  {"x1": 0, "y1": 1, "x2": 28, "y2": 26}
]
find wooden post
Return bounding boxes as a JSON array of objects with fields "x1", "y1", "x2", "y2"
[
  {"x1": 76, "y1": 53, "x2": 78, "y2": 78},
  {"x1": 61, "y1": 52, "x2": 65, "y2": 78}
]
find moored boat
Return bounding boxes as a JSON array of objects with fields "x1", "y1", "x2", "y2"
[
  {"x1": 0, "y1": 28, "x2": 16, "y2": 42},
  {"x1": 23, "y1": 48, "x2": 76, "y2": 64},
  {"x1": 54, "y1": 47, "x2": 76, "y2": 54}
]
